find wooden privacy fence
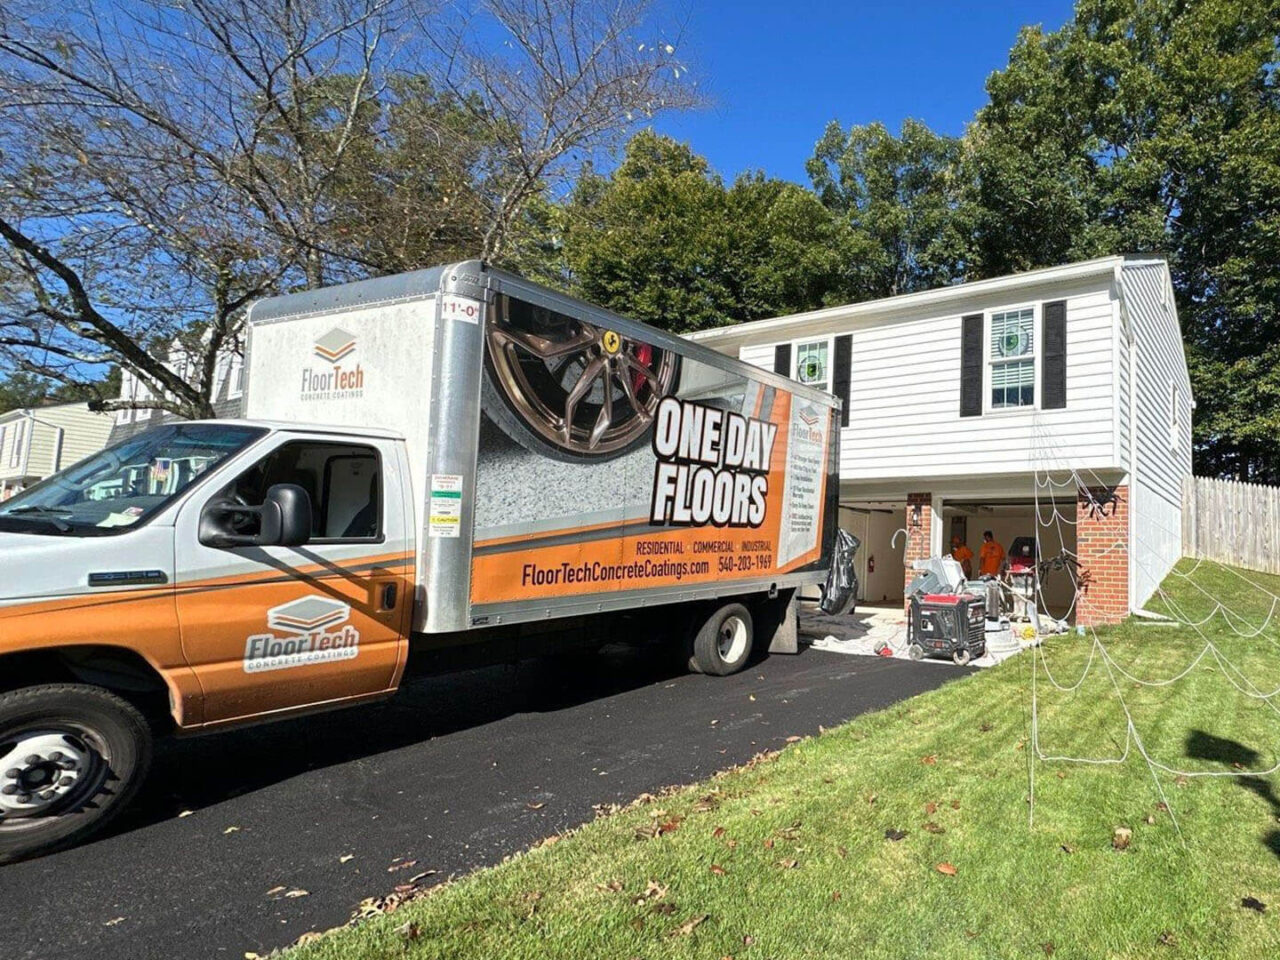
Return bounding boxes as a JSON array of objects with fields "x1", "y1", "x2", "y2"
[{"x1": 1183, "y1": 476, "x2": 1280, "y2": 575}]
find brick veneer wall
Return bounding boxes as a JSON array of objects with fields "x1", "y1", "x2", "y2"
[
  {"x1": 1076, "y1": 484, "x2": 1129, "y2": 626},
  {"x1": 903, "y1": 492, "x2": 933, "y2": 606}
]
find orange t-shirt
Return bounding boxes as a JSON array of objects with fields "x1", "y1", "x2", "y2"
[
  {"x1": 951, "y1": 544, "x2": 974, "y2": 569},
  {"x1": 979, "y1": 540, "x2": 1005, "y2": 577}
]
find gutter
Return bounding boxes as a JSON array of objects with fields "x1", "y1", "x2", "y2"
[{"x1": 687, "y1": 256, "x2": 1128, "y2": 348}]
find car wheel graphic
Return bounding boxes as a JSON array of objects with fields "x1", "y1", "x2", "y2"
[{"x1": 482, "y1": 297, "x2": 681, "y2": 462}]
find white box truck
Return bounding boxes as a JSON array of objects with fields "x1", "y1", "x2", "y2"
[{"x1": 0, "y1": 262, "x2": 850, "y2": 862}]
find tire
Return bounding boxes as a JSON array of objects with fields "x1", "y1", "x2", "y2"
[
  {"x1": 0, "y1": 684, "x2": 152, "y2": 865},
  {"x1": 908, "y1": 643, "x2": 926, "y2": 661},
  {"x1": 688, "y1": 603, "x2": 754, "y2": 676},
  {"x1": 952, "y1": 647, "x2": 972, "y2": 667}
]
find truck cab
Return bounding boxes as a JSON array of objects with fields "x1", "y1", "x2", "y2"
[{"x1": 0, "y1": 420, "x2": 415, "y2": 862}]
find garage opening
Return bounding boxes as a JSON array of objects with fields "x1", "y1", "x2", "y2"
[
  {"x1": 942, "y1": 496, "x2": 1078, "y2": 623},
  {"x1": 839, "y1": 501, "x2": 906, "y2": 605}
]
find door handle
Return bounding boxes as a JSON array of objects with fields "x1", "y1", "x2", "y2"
[{"x1": 380, "y1": 582, "x2": 398, "y2": 611}]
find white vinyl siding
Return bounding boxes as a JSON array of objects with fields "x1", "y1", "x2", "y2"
[{"x1": 1122, "y1": 261, "x2": 1193, "y2": 609}]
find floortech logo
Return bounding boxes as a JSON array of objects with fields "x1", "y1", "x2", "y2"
[{"x1": 243, "y1": 596, "x2": 361, "y2": 673}]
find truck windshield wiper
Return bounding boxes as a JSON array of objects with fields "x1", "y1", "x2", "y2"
[{"x1": 2, "y1": 505, "x2": 74, "y2": 531}]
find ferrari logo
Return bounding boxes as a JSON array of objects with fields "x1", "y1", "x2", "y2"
[{"x1": 601, "y1": 330, "x2": 621, "y2": 354}]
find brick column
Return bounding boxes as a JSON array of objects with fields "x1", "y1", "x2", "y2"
[
  {"x1": 1076, "y1": 484, "x2": 1129, "y2": 626},
  {"x1": 904, "y1": 492, "x2": 933, "y2": 607}
]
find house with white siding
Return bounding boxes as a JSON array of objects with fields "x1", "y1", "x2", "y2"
[
  {"x1": 688, "y1": 256, "x2": 1193, "y2": 624},
  {"x1": 0, "y1": 401, "x2": 116, "y2": 499},
  {"x1": 109, "y1": 335, "x2": 245, "y2": 444}
]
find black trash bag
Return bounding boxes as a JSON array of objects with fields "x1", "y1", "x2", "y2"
[{"x1": 820, "y1": 530, "x2": 860, "y2": 616}]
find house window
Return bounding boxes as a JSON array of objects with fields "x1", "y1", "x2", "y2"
[
  {"x1": 116, "y1": 373, "x2": 135, "y2": 424},
  {"x1": 9, "y1": 420, "x2": 24, "y2": 468},
  {"x1": 228, "y1": 354, "x2": 245, "y2": 399},
  {"x1": 793, "y1": 339, "x2": 832, "y2": 392},
  {"x1": 989, "y1": 307, "x2": 1035, "y2": 409}
]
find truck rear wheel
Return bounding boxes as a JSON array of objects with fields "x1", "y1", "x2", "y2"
[
  {"x1": 0, "y1": 684, "x2": 152, "y2": 864},
  {"x1": 689, "y1": 603, "x2": 754, "y2": 676}
]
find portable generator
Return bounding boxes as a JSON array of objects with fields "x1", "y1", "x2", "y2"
[{"x1": 907, "y1": 593, "x2": 987, "y2": 666}]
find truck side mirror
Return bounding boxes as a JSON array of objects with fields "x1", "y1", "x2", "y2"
[{"x1": 199, "y1": 483, "x2": 313, "y2": 549}]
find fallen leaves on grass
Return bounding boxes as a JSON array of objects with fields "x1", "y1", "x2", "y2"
[
  {"x1": 884, "y1": 829, "x2": 907, "y2": 842},
  {"x1": 831, "y1": 891, "x2": 842, "y2": 901},
  {"x1": 837, "y1": 845, "x2": 848, "y2": 859},
  {"x1": 1042, "y1": 942, "x2": 1055, "y2": 955},
  {"x1": 1242, "y1": 896, "x2": 1267, "y2": 913},
  {"x1": 1060, "y1": 843, "x2": 1076, "y2": 855},
  {"x1": 935, "y1": 862, "x2": 957, "y2": 876},
  {"x1": 1157, "y1": 931, "x2": 1178, "y2": 947},
  {"x1": 710, "y1": 864, "x2": 727, "y2": 876},
  {"x1": 671, "y1": 914, "x2": 709, "y2": 937},
  {"x1": 922, "y1": 822, "x2": 946, "y2": 835},
  {"x1": 596, "y1": 880, "x2": 624, "y2": 893},
  {"x1": 593, "y1": 802, "x2": 622, "y2": 818},
  {"x1": 395, "y1": 921, "x2": 421, "y2": 941},
  {"x1": 1113, "y1": 827, "x2": 1132, "y2": 851},
  {"x1": 775, "y1": 858, "x2": 799, "y2": 869},
  {"x1": 742, "y1": 935, "x2": 756, "y2": 946},
  {"x1": 925, "y1": 801, "x2": 937, "y2": 814},
  {"x1": 712, "y1": 826, "x2": 726, "y2": 838},
  {"x1": 921, "y1": 754, "x2": 938, "y2": 765}
]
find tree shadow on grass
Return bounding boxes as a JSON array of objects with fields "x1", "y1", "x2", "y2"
[{"x1": 1185, "y1": 729, "x2": 1280, "y2": 860}]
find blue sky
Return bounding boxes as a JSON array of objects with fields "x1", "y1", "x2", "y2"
[{"x1": 650, "y1": 0, "x2": 1076, "y2": 184}]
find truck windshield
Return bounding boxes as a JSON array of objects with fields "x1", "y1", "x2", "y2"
[{"x1": 0, "y1": 423, "x2": 266, "y2": 537}]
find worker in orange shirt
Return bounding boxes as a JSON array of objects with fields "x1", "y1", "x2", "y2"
[
  {"x1": 979, "y1": 530, "x2": 1005, "y2": 578},
  {"x1": 950, "y1": 535, "x2": 974, "y2": 578}
]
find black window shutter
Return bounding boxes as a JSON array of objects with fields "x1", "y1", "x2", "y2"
[
  {"x1": 960, "y1": 313, "x2": 983, "y2": 417},
  {"x1": 833, "y1": 334, "x2": 852, "y2": 427},
  {"x1": 773, "y1": 343, "x2": 792, "y2": 377},
  {"x1": 1042, "y1": 300, "x2": 1067, "y2": 409}
]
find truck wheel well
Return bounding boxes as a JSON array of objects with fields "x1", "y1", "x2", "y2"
[{"x1": 0, "y1": 647, "x2": 173, "y2": 728}]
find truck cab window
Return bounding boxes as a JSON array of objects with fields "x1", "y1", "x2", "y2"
[{"x1": 219, "y1": 441, "x2": 381, "y2": 541}]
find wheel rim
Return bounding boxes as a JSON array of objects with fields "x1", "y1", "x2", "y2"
[
  {"x1": 0, "y1": 726, "x2": 108, "y2": 830},
  {"x1": 717, "y1": 615, "x2": 749, "y2": 664},
  {"x1": 486, "y1": 297, "x2": 679, "y2": 456}
]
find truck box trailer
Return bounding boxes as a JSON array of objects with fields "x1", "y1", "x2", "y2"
[{"x1": 0, "y1": 261, "x2": 848, "y2": 862}]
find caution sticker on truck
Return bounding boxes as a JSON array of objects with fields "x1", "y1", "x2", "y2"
[{"x1": 429, "y1": 473, "x2": 464, "y2": 538}]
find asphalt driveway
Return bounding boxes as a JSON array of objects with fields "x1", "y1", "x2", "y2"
[{"x1": 6, "y1": 643, "x2": 957, "y2": 960}]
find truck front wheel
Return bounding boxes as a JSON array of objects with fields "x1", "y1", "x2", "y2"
[
  {"x1": 689, "y1": 603, "x2": 754, "y2": 676},
  {"x1": 0, "y1": 684, "x2": 152, "y2": 864}
]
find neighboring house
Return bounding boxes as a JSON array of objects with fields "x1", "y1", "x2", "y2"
[
  {"x1": 0, "y1": 402, "x2": 116, "y2": 499},
  {"x1": 109, "y1": 336, "x2": 245, "y2": 444},
  {"x1": 688, "y1": 256, "x2": 1193, "y2": 625}
]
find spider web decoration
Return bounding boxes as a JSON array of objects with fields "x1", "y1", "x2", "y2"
[{"x1": 1025, "y1": 417, "x2": 1280, "y2": 840}]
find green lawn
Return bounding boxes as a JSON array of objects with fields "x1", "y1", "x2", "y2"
[{"x1": 291, "y1": 560, "x2": 1280, "y2": 959}]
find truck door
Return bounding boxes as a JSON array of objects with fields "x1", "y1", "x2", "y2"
[{"x1": 172, "y1": 433, "x2": 413, "y2": 726}]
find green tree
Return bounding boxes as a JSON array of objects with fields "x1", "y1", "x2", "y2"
[
  {"x1": 807, "y1": 119, "x2": 973, "y2": 299},
  {"x1": 562, "y1": 130, "x2": 854, "y2": 333},
  {"x1": 968, "y1": 0, "x2": 1280, "y2": 480}
]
